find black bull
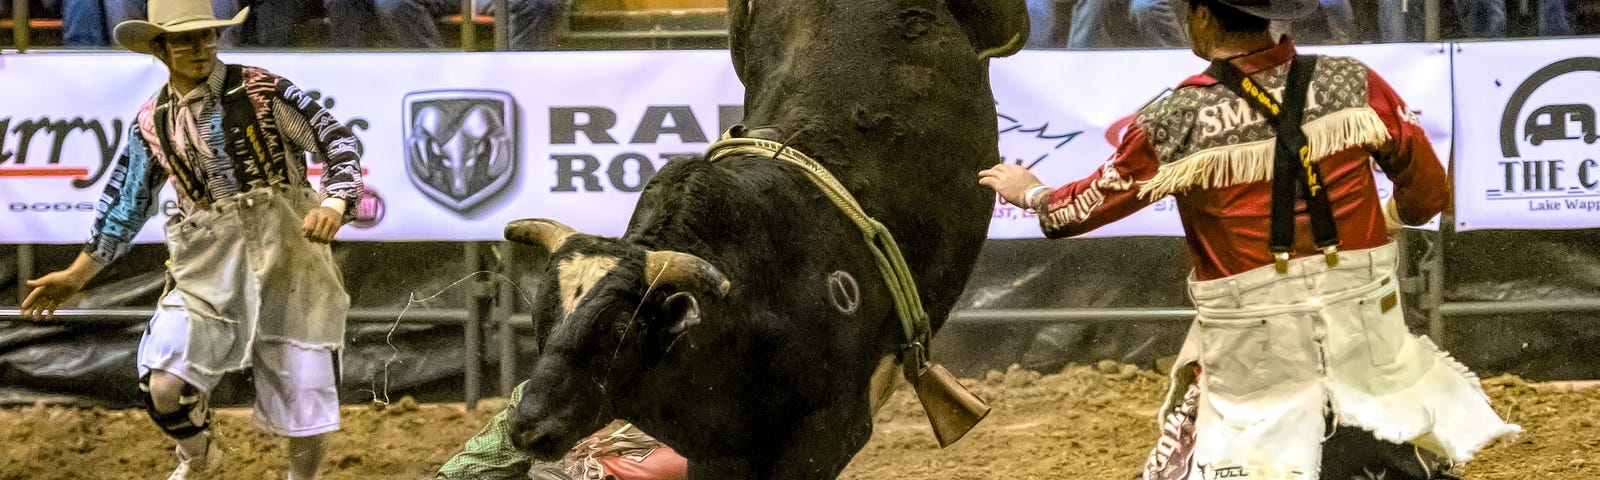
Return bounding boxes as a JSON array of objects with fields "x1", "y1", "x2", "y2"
[{"x1": 501, "y1": 1, "x2": 1030, "y2": 478}]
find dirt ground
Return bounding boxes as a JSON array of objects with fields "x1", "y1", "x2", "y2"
[{"x1": 1, "y1": 364, "x2": 1595, "y2": 480}]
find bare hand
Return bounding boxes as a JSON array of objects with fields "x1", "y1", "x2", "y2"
[
  {"x1": 302, "y1": 206, "x2": 343, "y2": 244},
  {"x1": 22, "y1": 269, "x2": 90, "y2": 320},
  {"x1": 978, "y1": 163, "x2": 1046, "y2": 208}
]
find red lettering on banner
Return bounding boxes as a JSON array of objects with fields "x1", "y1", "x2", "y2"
[{"x1": 0, "y1": 166, "x2": 91, "y2": 178}]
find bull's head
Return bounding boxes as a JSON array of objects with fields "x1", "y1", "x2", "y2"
[
  {"x1": 502, "y1": 218, "x2": 731, "y2": 459},
  {"x1": 722, "y1": 0, "x2": 1030, "y2": 172}
]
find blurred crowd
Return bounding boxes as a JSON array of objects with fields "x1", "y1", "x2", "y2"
[
  {"x1": 2, "y1": 0, "x2": 569, "y2": 49},
  {"x1": 2, "y1": 0, "x2": 1600, "y2": 50},
  {"x1": 1025, "y1": 0, "x2": 1600, "y2": 48}
]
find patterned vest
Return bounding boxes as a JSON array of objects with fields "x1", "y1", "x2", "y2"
[{"x1": 150, "y1": 64, "x2": 292, "y2": 208}]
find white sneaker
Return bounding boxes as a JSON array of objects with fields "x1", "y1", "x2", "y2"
[{"x1": 166, "y1": 435, "x2": 222, "y2": 480}]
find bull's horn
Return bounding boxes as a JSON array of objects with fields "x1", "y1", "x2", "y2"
[
  {"x1": 505, "y1": 218, "x2": 577, "y2": 252},
  {"x1": 645, "y1": 250, "x2": 732, "y2": 298}
]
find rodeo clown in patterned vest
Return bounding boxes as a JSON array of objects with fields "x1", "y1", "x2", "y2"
[
  {"x1": 21, "y1": 0, "x2": 364, "y2": 478},
  {"x1": 980, "y1": 0, "x2": 1520, "y2": 478}
]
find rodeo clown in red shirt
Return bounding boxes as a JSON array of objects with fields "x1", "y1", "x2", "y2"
[{"x1": 980, "y1": 0, "x2": 1520, "y2": 478}]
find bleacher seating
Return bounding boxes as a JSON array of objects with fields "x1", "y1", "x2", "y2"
[
  {"x1": 0, "y1": 18, "x2": 63, "y2": 48},
  {"x1": 2, "y1": 0, "x2": 730, "y2": 51},
  {"x1": 444, "y1": 0, "x2": 728, "y2": 51}
]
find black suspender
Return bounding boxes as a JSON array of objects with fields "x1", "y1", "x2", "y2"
[
  {"x1": 150, "y1": 64, "x2": 268, "y2": 204},
  {"x1": 1205, "y1": 55, "x2": 1340, "y2": 274},
  {"x1": 218, "y1": 64, "x2": 267, "y2": 181}
]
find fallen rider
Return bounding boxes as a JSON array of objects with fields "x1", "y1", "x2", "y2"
[{"x1": 436, "y1": 381, "x2": 688, "y2": 480}]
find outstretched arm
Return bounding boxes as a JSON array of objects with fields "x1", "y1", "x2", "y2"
[
  {"x1": 980, "y1": 123, "x2": 1165, "y2": 238},
  {"x1": 27, "y1": 123, "x2": 167, "y2": 320}
]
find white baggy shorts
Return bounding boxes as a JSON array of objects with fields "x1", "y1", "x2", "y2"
[{"x1": 139, "y1": 289, "x2": 342, "y2": 437}]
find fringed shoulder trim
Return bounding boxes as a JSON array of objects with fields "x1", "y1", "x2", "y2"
[{"x1": 1136, "y1": 107, "x2": 1391, "y2": 200}]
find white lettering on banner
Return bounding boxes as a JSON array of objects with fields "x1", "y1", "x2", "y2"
[
  {"x1": 1454, "y1": 41, "x2": 1600, "y2": 230},
  {"x1": 0, "y1": 45, "x2": 1458, "y2": 243}
]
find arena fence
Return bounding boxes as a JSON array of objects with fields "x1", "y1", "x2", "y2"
[
  {"x1": 5, "y1": 1, "x2": 1600, "y2": 407},
  {"x1": 7, "y1": 225, "x2": 1599, "y2": 408}
]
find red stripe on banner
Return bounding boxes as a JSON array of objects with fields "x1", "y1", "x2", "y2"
[{"x1": 0, "y1": 167, "x2": 91, "y2": 178}]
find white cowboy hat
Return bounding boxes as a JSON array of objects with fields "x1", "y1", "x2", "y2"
[{"x1": 113, "y1": 0, "x2": 249, "y2": 55}]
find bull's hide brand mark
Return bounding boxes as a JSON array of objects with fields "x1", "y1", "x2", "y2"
[
  {"x1": 827, "y1": 270, "x2": 861, "y2": 315},
  {"x1": 403, "y1": 89, "x2": 520, "y2": 213},
  {"x1": 0, "y1": 116, "x2": 124, "y2": 188}
]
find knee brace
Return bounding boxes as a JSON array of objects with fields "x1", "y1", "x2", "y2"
[{"x1": 139, "y1": 373, "x2": 211, "y2": 440}]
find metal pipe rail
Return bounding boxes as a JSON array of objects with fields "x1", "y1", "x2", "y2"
[
  {"x1": 9, "y1": 0, "x2": 26, "y2": 52},
  {"x1": 19, "y1": 300, "x2": 1594, "y2": 328},
  {"x1": 0, "y1": 308, "x2": 468, "y2": 324},
  {"x1": 6, "y1": 299, "x2": 1599, "y2": 406},
  {"x1": 563, "y1": 30, "x2": 727, "y2": 41},
  {"x1": 1438, "y1": 299, "x2": 1600, "y2": 317},
  {"x1": 948, "y1": 308, "x2": 1196, "y2": 324}
]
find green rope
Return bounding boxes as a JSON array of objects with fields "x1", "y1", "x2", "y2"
[{"x1": 705, "y1": 136, "x2": 930, "y2": 348}]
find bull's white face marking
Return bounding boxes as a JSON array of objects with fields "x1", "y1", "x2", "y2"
[
  {"x1": 827, "y1": 270, "x2": 861, "y2": 315},
  {"x1": 557, "y1": 254, "x2": 620, "y2": 316},
  {"x1": 1356, "y1": 468, "x2": 1387, "y2": 480}
]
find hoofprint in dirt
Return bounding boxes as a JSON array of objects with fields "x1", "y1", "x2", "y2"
[{"x1": 1, "y1": 365, "x2": 1594, "y2": 480}]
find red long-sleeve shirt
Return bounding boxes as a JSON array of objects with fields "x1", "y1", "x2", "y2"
[{"x1": 1037, "y1": 39, "x2": 1450, "y2": 280}]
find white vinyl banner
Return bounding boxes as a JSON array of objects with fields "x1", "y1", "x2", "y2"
[
  {"x1": 986, "y1": 42, "x2": 1451, "y2": 238},
  {"x1": 0, "y1": 54, "x2": 172, "y2": 244},
  {"x1": 1453, "y1": 39, "x2": 1600, "y2": 231},
  {"x1": 0, "y1": 51, "x2": 745, "y2": 244},
  {"x1": 0, "y1": 44, "x2": 1451, "y2": 244}
]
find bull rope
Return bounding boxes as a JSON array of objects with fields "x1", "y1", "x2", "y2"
[
  {"x1": 364, "y1": 270, "x2": 535, "y2": 407},
  {"x1": 703, "y1": 132, "x2": 931, "y2": 352}
]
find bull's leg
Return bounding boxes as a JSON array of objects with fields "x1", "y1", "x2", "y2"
[
  {"x1": 1319, "y1": 425, "x2": 1459, "y2": 479},
  {"x1": 766, "y1": 395, "x2": 875, "y2": 480},
  {"x1": 686, "y1": 456, "x2": 760, "y2": 480}
]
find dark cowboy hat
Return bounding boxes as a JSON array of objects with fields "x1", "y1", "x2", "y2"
[{"x1": 1206, "y1": 0, "x2": 1318, "y2": 21}]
